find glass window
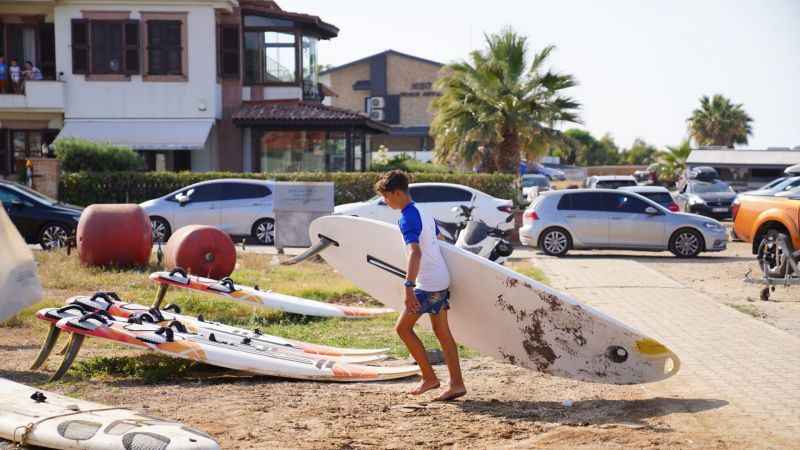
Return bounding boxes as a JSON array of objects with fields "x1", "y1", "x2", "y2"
[
  {"x1": 219, "y1": 183, "x2": 271, "y2": 200},
  {"x1": 607, "y1": 194, "x2": 650, "y2": 214},
  {"x1": 410, "y1": 186, "x2": 472, "y2": 203},
  {"x1": 244, "y1": 30, "x2": 297, "y2": 84},
  {"x1": 12, "y1": 131, "x2": 26, "y2": 160},
  {"x1": 557, "y1": 192, "x2": 609, "y2": 211},
  {"x1": 258, "y1": 131, "x2": 355, "y2": 173},
  {"x1": 28, "y1": 132, "x2": 42, "y2": 158},
  {"x1": 688, "y1": 181, "x2": 734, "y2": 194},
  {"x1": 91, "y1": 22, "x2": 124, "y2": 74},
  {"x1": 147, "y1": 20, "x2": 182, "y2": 75},
  {"x1": 182, "y1": 184, "x2": 220, "y2": 203},
  {"x1": 595, "y1": 179, "x2": 637, "y2": 189},
  {"x1": 326, "y1": 132, "x2": 347, "y2": 172},
  {"x1": 0, "y1": 187, "x2": 21, "y2": 204},
  {"x1": 640, "y1": 192, "x2": 674, "y2": 207},
  {"x1": 302, "y1": 35, "x2": 318, "y2": 85}
]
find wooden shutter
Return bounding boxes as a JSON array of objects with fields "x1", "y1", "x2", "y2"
[
  {"x1": 383, "y1": 95, "x2": 401, "y2": 124},
  {"x1": 123, "y1": 20, "x2": 140, "y2": 74},
  {"x1": 71, "y1": 19, "x2": 89, "y2": 74},
  {"x1": 38, "y1": 23, "x2": 56, "y2": 79},
  {"x1": 218, "y1": 25, "x2": 239, "y2": 78}
]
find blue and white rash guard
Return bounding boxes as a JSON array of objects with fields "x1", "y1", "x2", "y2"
[{"x1": 398, "y1": 202, "x2": 450, "y2": 292}]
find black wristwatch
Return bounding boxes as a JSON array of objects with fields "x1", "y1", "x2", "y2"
[{"x1": 403, "y1": 280, "x2": 416, "y2": 288}]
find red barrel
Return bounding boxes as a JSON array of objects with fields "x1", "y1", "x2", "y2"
[
  {"x1": 78, "y1": 204, "x2": 152, "y2": 267},
  {"x1": 164, "y1": 225, "x2": 236, "y2": 279}
]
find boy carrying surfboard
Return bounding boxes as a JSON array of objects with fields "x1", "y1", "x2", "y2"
[{"x1": 375, "y1": 170, "x2": 467, "y2": 401}]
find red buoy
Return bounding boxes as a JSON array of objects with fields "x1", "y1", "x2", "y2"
[
  {"x1": 164, "y1": 225, "x2": 236, "y2": 279},
  {"x1": 78, "y1": 204, "x2": 152, "y2": 267}
]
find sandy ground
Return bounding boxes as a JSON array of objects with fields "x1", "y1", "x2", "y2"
[{"x1": 5, "y1": 236, "x2": 795, "y2": 449}]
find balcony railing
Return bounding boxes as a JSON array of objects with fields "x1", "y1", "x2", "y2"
[{"x1": 0, "y1": 80, "x2": 64, "y2": 110}]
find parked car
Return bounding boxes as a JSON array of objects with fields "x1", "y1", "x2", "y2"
[
  {"x1": 522, "y1": 174, "x2": 551, "y2": 201},
  {"x1": 334, "y1": 182, "x2": 513, "y2": 230},
  {"x1": 584, "y1": 175, "x2": 638, "y2": 189},
  {"x1": 527, "y1": 163, "x2": 566, "y2": 181},
  {"x1": 732, "y1": 193, "x2": 800, "y2": 275},
  {"x1": 0, "y1": 180, "x2": 83, "y2": 249},
  {"x1": 140, "y1": 179, "x2": 276, "y2": 244},
  {"x1": 519, "y1": 189, "x2": 728, "y2": 258},
  {"x1": 618, "y1": 186, "x2": 680, "y2": 212},
  {"x1": 675, "y1": 179, "x2": 737, "y2": 220},
  {"x1": 740, "y1": 176, "x2": 800, "y2": 197},
  {"x1": 785, "y1": 164, "x2": 800, "y2": 175}
]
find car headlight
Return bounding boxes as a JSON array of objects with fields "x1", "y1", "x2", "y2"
[{"x1": 703, "y1": 222, "x2": 723, "y2": 231}]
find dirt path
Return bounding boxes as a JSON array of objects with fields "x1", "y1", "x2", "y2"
[{"x1": 0, "y1": 324, "x2": 742, "y2": 449}]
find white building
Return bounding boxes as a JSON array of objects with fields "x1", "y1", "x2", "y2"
[{"x1": 0, "y1": 0, "x2": 386, "y2": 175}]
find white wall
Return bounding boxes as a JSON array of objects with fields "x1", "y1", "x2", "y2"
[{"x1": 54, "y1": 3, "x2": 220, "y2": 120}]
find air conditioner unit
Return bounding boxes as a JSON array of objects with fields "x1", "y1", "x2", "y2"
[
  {"x1": 368, "y1": 96, "x2": 385, "y2": 110},
  {"x1": 369, "y1": 110, "x2": 385, "y2": 121}
]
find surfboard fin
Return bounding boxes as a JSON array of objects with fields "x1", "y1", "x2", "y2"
[
  {"x1": 49, "y1": 333, "x2": 85, "y2": 382},
  {"x1": 281, "y1": 235, "x2": 338, "y2": 266},
  {"x1": 30, "y1": 324, "x2": 61, "y2": 370}
]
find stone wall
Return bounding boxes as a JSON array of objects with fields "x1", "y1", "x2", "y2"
[
  {"x1": 386, "y1": 53, "x2": 443, "y2": 127},
  {"x1": 324, "y1": 62, "x2": 371, "y2": 114},
  {"x1": 29, "y1": 158, "x2": 60, "y2": 199}
]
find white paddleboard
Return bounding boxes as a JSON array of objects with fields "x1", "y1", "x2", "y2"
[
  {"x1": 308, "y1": 216, "x2": 680, "y2": 384},
  {"x1": 0, "y1": 377, "x2": 219, "y2": 449},
  {"x1": 0, "y1": 208, "x2": 42, "y2": 322}
]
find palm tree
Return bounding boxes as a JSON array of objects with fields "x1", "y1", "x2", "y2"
[
  {"x1": 431, "y1": 28, "x2": 581, "y2": 173},
  {"x1": 656, "y1": 140, "x2": 692, "y2": 183},
  {"x1": 687, "y1": 94, "x2": 753, "y2": 148}
]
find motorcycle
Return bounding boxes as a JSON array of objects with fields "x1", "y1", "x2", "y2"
[{"x1": 436, "y1": 206, "x2": 515, "y2": 265}]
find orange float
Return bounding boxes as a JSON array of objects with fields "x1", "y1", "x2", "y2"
[
  {"x1": 164, "y1": 225, "x2": 236, "y2": 279},
  {"x1": 77, "y1": 204, "x2": 152, "y2": 267}
]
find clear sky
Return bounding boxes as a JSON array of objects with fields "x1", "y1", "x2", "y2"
[{"x1": 287, "y1": 0, "x2": 800, "y2": 150}]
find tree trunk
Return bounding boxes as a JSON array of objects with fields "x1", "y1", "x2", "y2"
[{"x1": 494, "y1": 132, "x2": 520, "y2": 174}]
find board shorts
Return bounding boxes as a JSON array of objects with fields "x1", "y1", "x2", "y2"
[{"x1": 414, "y1": 288, "x2": 450, "y2": 315}]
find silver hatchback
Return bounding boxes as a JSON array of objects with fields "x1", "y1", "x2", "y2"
[{"x1": 519, "y1": 189, "x2": 728, "y2": 257}]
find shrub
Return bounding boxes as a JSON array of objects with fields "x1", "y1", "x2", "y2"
[
  {"x1": 59, "y1": 171, "x2": 516, "y2": 206},
  {"x1": 54, "y1": 138, "x2": 145, "y2": 172},
  {"x1": 371, "y1": 153, "x2": 452, "y2": 173}
]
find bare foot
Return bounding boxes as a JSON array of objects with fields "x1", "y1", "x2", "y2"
[
  {"x1": 433, "y1": 386, "x2": 467, "y2": 402},
  {"x1": 408, "y1": 379, "x2": 440, "y2": 395}
]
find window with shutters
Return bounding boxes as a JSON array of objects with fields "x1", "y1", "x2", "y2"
[
  {"x1": 71, "y1": 19, "x2": 140, "y2": 77},
  {"x1": 218, "y1": 25, "x2": 240, "y2": 78},
  {"x1": 147, "y1": 21, "x2": 182, "y2": 75}
]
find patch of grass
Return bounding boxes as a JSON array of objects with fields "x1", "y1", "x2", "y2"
[
  {"x1": 728, "y1": 303, "x2": 764, "y2": 319},
  {"x1": 71, "y1": 354, "x2": 220, "y2": 384},
  {"x1": 510, "y1": 262, "x2": 549, "y2": 284}
]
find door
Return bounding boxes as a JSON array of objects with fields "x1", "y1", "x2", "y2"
[
  {"x1": 171, "y1": 183, "x2": 222, "y2": 230},
  {"x1": 0, "y1": 187, "x2": 38, "y2": 242},
  {"x1": 217, "y1": 182, "x2": 273, "y2": 235},
  {"x1": 558, "y1": 192, "x2": 610, "y2": 246},
  {"x1": 607, "y1": 193, "x2": 666, "y2": 248},
  {"x1": 409, "y1": 185, "x2": 474, "y2": 223}
]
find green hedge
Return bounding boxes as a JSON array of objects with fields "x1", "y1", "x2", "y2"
[
  {"x1": 54, "y1": 138, "x2": 145, "y2": 172},
  {"x1": 59, "y1": 171, "x2": 516, "y2": 206}
]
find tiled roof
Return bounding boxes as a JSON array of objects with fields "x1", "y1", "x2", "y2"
[{"x1": 233, "y1": 101, "x2": 390, "y2": 133}]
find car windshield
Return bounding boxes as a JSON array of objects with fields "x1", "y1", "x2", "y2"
[
  {"x1": 691, "y1": 181, "x2": 734, "y2": 194},
  {"x1": 597, "y1": 180, "x2": 637, "y2": 189},
  {"x1": 7, "y1": 183, "x2": 57, "y2": 205},
  {"x1": 522, "y1": 177, "x2": 548, "y2": 188}
]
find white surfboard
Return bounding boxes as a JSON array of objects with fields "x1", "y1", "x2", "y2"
[
  {"x1": 150, "y1": 271, "x2": 394, "y2": 319},
  {"x1": 0, "y1": 208, "x2": 42, "y2": 322},
  {"x1": 305, "y1": 216, "x2": 680, "y2": 385},
  {"x1": 0, "y1": 377, "x2": 219, "y2": 449}
]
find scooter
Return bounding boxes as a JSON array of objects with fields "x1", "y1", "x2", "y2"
[
  {"x1": 436, "y1": 206, "x2": 515, "y2": 265},
  {"x1": 744, "y1": 233, "x2": 800, "y2": 301},
  {"x1": 435, "y1": 205, "x2": 475, "y2": 244}
]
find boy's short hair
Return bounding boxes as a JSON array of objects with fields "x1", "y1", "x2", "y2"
[{"x1": 375, "y1": 170, "x2": 410, "y2": 194}]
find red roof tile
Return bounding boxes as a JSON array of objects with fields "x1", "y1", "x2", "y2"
[{"x1": 233, "y1": 101, "x2": 389, "y2": 133}]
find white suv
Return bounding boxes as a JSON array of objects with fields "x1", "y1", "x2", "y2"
[
  {"x1": 140, "y1": 179, "x2": 276, "y2": 244},
  {"x1": 334, "y1": 183, "x2": 513, "y2": 230}
]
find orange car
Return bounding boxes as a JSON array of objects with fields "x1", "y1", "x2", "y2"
[{"x1": 732, "y1": 193, "x2": 800, "y2": 255}]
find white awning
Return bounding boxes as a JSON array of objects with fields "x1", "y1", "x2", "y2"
[{"x1": 56, "y1": 119, "x2": 214, "y2": 151}]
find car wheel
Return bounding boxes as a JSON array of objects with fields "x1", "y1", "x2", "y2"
[
  {"x1": 39, "y1": 223, "x2": 71, "y2": 251},
  {"x1": 150, "y1": 216, "x2": 172, "y2": 243},
  {"x1": 539, "y1": 228, "x2": 571, "y2": 257},
  {"x1": 757, "y1": 230, "x2": 791, "y2": 278},
  {"x1": 252, "y1": 218, "x2": 275, "y2": 245},
  {"x1": 669, "y1": 229, "x2": 703, "y2": 258}
]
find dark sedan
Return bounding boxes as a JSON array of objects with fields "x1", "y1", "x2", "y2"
[
  {"x1": 675, "y1": 179, "x2": 737, "y2": 220},
  {"x1": 0, "y1": 181, "x2": 82, "y2": 249}
]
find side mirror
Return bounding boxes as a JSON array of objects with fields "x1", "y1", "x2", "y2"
[{"x1": 645, "y1": 206, "x2": 659, "y2": 215}]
